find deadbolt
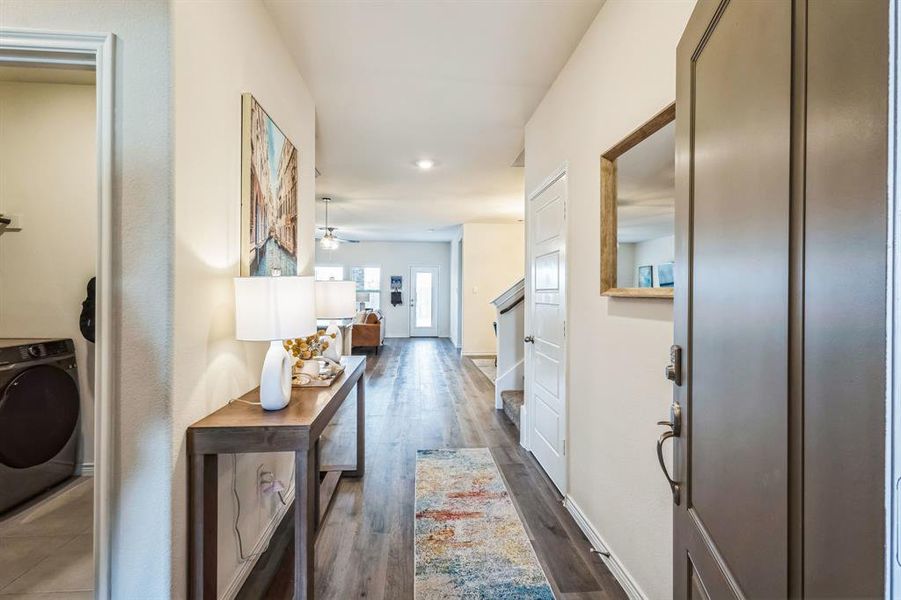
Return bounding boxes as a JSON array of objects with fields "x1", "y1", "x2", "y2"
[{"x1": 665, "y1": 344, "x2": 682, "y2": 386}]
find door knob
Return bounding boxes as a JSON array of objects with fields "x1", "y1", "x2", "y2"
[{"x1": 524, "y1": 336, "x2": 534, "y2": 343}]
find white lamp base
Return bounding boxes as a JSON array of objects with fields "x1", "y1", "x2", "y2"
[{"x1": 260, "y1": 340, "x2": 292, "y2": 411}]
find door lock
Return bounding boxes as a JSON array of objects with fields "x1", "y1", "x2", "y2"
[
  {"x1": 524, "y1": 336, "x2": 534, "y2": 343},
  {"x1": 665, "y1": 344, "x2": 682, "y2": 386}
]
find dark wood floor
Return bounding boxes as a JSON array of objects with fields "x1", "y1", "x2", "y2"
[{"x1": 240, "y1": 338, "x2": 626, "y2": 600}]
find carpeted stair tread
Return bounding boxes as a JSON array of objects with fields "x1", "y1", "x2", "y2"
[{"x1": 501, "y1": 390, "x2": 524, "y2": 430}]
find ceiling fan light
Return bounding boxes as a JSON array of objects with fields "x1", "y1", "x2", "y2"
[{"x1": 320, "y1": 233, "x2": 339, "y2": 250}]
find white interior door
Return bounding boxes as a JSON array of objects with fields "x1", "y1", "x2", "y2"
[
  {"x1": 410, "y1": 266, "x2": 439, "y2": 337},
  {"x1": 526, "y1": 171, "x2": 567, "y2": 493}
]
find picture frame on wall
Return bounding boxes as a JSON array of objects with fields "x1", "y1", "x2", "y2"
[
  {"x1": 638, "y1": 265, "x2": 653, "y2": 288},
  {"x1": 657, "y1": 262, "x2": 674, "y2": 287},
  {"x1": 240, "y1": 93, "x2": 299, "y2": 277}
]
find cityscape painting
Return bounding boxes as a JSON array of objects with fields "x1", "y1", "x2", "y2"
[{"x1": 240, "y1": 93, "x2": 298, "y2": 276}]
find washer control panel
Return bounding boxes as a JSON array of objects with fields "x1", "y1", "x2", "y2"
[{"x1": 0, "y1": 339, "x2": 74, "y2": 366}]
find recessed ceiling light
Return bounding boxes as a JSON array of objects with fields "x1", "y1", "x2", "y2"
[{"x1": 415, "y1": 159, "x2": 435, "y2": 170}]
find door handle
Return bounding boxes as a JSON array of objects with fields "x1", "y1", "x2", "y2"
[
  {"x1": 656, "y1": 403, "x2": 681, "y2": 505},
  {"x1": 524, "y1": 335, "x2": 534, "y2": 343}
]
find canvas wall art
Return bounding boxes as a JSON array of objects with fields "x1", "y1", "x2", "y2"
[
  {"x1": 241, "y1": 93, "x2": 298, "y2": 276},
  {"x1": 657, "y1": 262, "x2": 674, "y2": 287}
]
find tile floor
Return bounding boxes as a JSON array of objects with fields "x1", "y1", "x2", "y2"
[{"x1": 0, "y1": 477, "x2": 93, "y2": 599}]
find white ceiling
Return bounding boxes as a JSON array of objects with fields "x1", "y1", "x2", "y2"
[
  {"x1": 616, "y1": 120, "x2": 675, "y2": 244},
  {"x1": 264, "y1": 0, "x2": 604, "y2": 242}
]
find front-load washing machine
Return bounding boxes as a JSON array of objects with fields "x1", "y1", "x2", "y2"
[{"x1": 0, "y1": 338, "x2": 80, "y2": 515}]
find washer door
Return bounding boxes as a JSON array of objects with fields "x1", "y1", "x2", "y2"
[{"x1": 0, "y1": 365, "x2": 79, "y2": 469}]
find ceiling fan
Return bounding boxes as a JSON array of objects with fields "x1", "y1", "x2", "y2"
[{"x1": 318, "y1": 198, "x2": 359, "y2": 249}]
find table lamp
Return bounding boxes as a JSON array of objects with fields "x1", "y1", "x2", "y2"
[
  {"x1": 315, "y1": 279, "x2": 357, "y2": 359},
  {"x1": 234, "y1": 275, "x2": 316, "y2": 411}
]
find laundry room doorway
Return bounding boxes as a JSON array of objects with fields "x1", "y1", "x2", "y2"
[{"x1": 0, "y1": 30, "x2": 114, "y2": 599}]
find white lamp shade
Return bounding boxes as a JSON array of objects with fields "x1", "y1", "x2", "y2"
[
  {"x1": 234, "y1": 276, "x2": 316, "y2": 341},
  {"x1": 315, "y1": 280, "x2": 357, "y2": 320}
]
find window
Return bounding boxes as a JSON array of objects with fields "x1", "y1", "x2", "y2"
[
  {"x1": 414, "y1": 270, "x2": 433, "y2": 327},
  {"x1": 315, "y1": 265, "x2": 344, "y2": 281},
  {"x1": 350, "y1": 266, "x2": 381, "y2": 310}
]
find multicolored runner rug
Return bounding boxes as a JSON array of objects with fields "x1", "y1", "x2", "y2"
[{"x1": 414, "y1": 448, "x2": 554, "y2": 599}]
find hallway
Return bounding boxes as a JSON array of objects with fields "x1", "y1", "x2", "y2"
[{"x1": 248, "y1": 338, "x2": 626, "y2": 599}]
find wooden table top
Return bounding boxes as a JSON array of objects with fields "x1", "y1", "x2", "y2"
[{"x1": 187, "y1": 355, "x2": 365, "y2": 455}]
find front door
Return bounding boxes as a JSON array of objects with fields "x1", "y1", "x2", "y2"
[
  {"x1": 672, "y1": 1, "x2": 792, "y2": 597},
  {"x1": 410, "y1": 266, "x2": 439, "y2": 337},
  {"x1": 525, "y1": 170, "x2": 567, "y2": 493},
  {"x1": 670, "y1": 1, "x2": 888, "y2": 598}
]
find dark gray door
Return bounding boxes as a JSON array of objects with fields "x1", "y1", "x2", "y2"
[
  {"x1": 673, "y1": 1, "x2": 791, "y2": 597},
  {"x1": 803, "y1": 0, "x2": 887, "y2": 595},
  {"x1": 671, "y1": 1, "x2": 887, "y2": 598}
]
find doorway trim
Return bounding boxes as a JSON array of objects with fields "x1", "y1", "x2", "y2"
[
  {"x1": 888, "y1": 0, "x2": 900, "y2": 594},
  {"x1": 0, "y1": 28, "x2": 115, "y2": 600},
  {"x1": 522, "y1": 163, "x2": 568, "y2": 495}
]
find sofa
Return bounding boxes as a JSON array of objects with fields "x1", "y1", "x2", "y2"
[{"x1": 348, "y1": 309, "x2": 385, "y2": 353}]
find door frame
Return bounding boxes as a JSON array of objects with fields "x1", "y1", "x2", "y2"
[
  {"x1": 0, "y1": 28, "x2": 116, "y2": 600},
  {"x1": 409, "y1": 265, "x2": 440, "y2": 337},
  {"x1": 887, "y1": 0, "x2": 900, "y2": 594},
  {"x1": 522, "y1": 163, "x2": 568, "y2": 495}
]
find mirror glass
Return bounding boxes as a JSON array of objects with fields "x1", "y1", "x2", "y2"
[{"x1": 615, "y1": 120, "x2": 675, "y2": 290}]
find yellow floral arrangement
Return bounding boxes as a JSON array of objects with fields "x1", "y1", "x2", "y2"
[{"x1": 283, "y1": 331, "x2": 336, "y2": 370}]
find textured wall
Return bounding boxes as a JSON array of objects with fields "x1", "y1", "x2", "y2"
[
  {"x1": 1, "y1": 1, "x2": 174, "y2": 596},
  {"x1": 461, "y1": 222, "x2": 524, "y2": 355},
  {"x1": 171, "y1": 0, "x2": 316, "y2": 596}
]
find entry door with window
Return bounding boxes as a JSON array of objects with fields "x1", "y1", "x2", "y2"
[
  {"x1": 410, "y1": 266, "x2": 438, "y2": 337},
  {"x1": 669, "y1": 1, "x2": 887, "y2": 598},
  {"x1": 525, "y1": 171, "x2": 566, "y2": 494}
]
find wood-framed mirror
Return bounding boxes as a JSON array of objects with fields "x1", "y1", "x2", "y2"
[{"x1": 600, "y1": 102, "x2": 675, "y2": 299}]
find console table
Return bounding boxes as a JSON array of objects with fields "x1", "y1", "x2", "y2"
[{"x1": 187, "y1": 355, "x2": 366, "y2": 600}]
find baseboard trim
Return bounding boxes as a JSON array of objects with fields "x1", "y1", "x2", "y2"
[
  {"x1": 461, "y1": 351, "x2": 496, "y2": 357},
  {"x1": 564, "y1": 495, "x2": 649, "y2": 600},
  {"x1": 220, "y1": 488, "x2": 295, "y2": 600}
]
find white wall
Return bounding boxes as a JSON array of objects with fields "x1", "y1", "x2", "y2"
[
  {"x1": 616, "y1": 242, "x2": 636, "y2": 287},
  {"x1": 0, "y1": 80, "x2": 97, "y2": 469},
  {"x1": 461, "y1": 222, "x2": 524, "y2": 355},
  {"x1": 524, "y1": 2, "x2": 695, "y2": 598},
  {"x1": 172, "y1": 0, "x2": 316, "y2": 597},
  {"x1": 618, "y1": 235, "x2": 674, "y2": 288},
  {"x1": 2, "y1": 2, "x2": 173, "y2": 597},
  {"x1": 316, "y1": 241, "x2": 451, "y2": 338}
]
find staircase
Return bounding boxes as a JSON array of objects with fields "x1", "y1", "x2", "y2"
[
  {"x1": 491, "y1": 278, "x2": 525, "y2": 412},
  {"x1": 501, "y1": 390, "x2": 524, "y2": 431}
]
